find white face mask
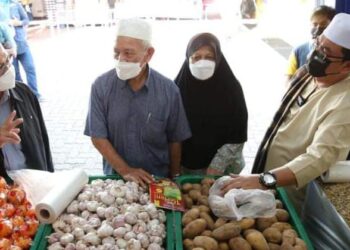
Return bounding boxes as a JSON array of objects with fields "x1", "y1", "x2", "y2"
[
  {"x1": 0, "y1": 66, "x2": 16, "y2": 91},
  {"x1": 115, "y1": 60, "x2": 142, "y2": 80},
  {"x1": 189, "y1": 59, "x2": 216, "y2": 80}
]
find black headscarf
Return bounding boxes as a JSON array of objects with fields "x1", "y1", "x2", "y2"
[{"x1": 175, "y1": 33, "x2": 248, "y2": 169}]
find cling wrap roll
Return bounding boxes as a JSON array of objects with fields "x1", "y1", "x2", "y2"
[
  {"x1": 35, "y1": 169, "x2": 88, "y2": 223},
  {"x1": 321, "y1": 161, "x2": 350, "y2": 183}
]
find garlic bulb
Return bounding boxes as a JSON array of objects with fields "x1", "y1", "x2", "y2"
[
  {"x1": 97, "y1": 223, "x2": 114, "y2": 238},
  {"x1": 48, "y1": 242, "x2": 64, "y2": 250},
  {"x1": 86, "y1": 201, "x2": 99, "y2": 212},
  {"x1": 138, "y1": 211, "x2": 150, "y2": 222},
  {"x1": 72, "y1": 227, "x2": 84, "y2": 240},
  {"x1": 127, "y1": 239, "x2": 142, "y2": 250},
  {"x1": 124, "y1": 231, "x2": 136, "y2": 241},
  {"x1": 113, "y1": 227, "x2": 127, "y2": 238},
  {"x1": 104, "y1": 206, "x2": 119, "y2": 219},
  {"x1": 139, "y1": 193, "x2": 149, "y2": 205},
  {"x1": 99, "y1": 191, "x2": 115, "y2": 205},
  {"x1": 137, "y1": 233, "x2": 150, "y2": 248},
  {"x1": 66, "y1": 201, "x2": 79, "y2": 213},
  {"x1": 102, "y1": 236, "x2": 115, "y2": 245},
  {"x1": 148, "y1": 243, "x2": 162, "y2": 250},
  {"x1": 110, "y1": 186, "x2": 125, "y2": 198},
  {"x1": 124, "y1": 212, "x2": 137, "y2": 225},
  {"x1": 96, "y1": 206, "x2": 106, "y2": 218},
  {"x1": 83, "y1": 232, "x2": 101, "y2": 245},
  {"x1": 59, "y1": 233, "x2": 74, "y2": 246},
  {"x1": 117, "y1": 238, "x2": 127, "y2": 249},
  {"x1": 75, "y1": 240, "x2": 87, "y2": 250}
]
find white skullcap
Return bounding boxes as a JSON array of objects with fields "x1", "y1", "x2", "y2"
[
  {"x1": 323, "y1": 13, "x2": 350, "y2": 49},
  {"x1": 116, "y1": 18, "x2": 152, "y2": 43}
]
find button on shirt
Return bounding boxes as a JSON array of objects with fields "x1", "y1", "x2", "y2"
[
  {"x1": 84, "y1": 68, "x2": 191, "y2": 177},
  {"x1": 0, "y1": 90, "x2": 26, "y2": 170}
]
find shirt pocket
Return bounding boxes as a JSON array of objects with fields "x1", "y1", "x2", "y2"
[{"x1": 142, "y1": 115, "x2": 167, "y2": 148}]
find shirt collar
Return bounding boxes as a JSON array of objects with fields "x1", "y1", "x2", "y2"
[
  {"x1": 9, "y1": 86, "x2": 24, "y2": 103},
  {"x1": 0, "y1": 90, "x2": 10, "y2": 105}
]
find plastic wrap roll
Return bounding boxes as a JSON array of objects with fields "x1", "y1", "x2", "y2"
[
  {"x1": 35, "y1": 169, "x2": 88, "y2": 223},
  {"x1": 321, "y1": 161, "x2": 350, "y2": 183}
]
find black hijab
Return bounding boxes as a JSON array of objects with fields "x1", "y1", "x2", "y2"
[{"x1": 175, "y1": 33, "x2": 248, "y2": 169}]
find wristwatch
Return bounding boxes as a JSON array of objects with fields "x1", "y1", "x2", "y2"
[{"x1": 259, "y1": 171, "x2": 277, "y2": 189}]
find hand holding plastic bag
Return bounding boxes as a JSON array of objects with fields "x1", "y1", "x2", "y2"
[{"x1": 208, "y1": 176, "x2": 276, "y2": 220}]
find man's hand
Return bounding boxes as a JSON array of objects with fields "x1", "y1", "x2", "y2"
[
  {"x1": 119, "y1": 166, "x2": 154, "y2": 188},
  {"x1": 220, "y1": 174, "x2": 266, "y2": 195},
  {"x1": 0, "y1": 111, "x2": 24, "y2": 148}
]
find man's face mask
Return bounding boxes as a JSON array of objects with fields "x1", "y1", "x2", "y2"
[
  {"x1": 189, "y1": 59, "x2": 216, "y2": 80},
  {"x1": 311, "y1": 26, "x2": 326, "y2": 39},
  {"x1": 0, "y1": 65, "x2": 15, "y2": 91},
  {"x1": 115, "y1": 60, "x2": 142, "y2": 80},
  {"x1": 306, "y1": 49, "x2": 344, "y2": 77}
]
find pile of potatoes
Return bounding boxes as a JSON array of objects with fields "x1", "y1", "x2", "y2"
[{"x1": 181, "y1": 178, "x2": 308, "y2": 250}]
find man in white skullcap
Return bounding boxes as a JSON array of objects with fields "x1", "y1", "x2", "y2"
[
  {"x1": 85, "y1": 18, "x2": 191, "y2": 187},
  {"x1": 221, "y1": 12, "x2": 350, "y2": 208}
]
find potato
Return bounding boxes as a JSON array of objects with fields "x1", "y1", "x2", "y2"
[
  {"x1": 183, "y1": 239, "x2": 194, "y2": 250},
  {"x1": 182, "y1": 208, "x2": 200, "y2": 225},
  {"x1": 255, "y1": 216, "x2": 278, "y2": 231},
  {"x1": 189, "y1": 190, "x2": 202, "y2": 201},
  {"x1": 201, "y1": 230, "x2": 212, "y2": 237},
  {"x1": 183, "y1": 218, "x2": 207, "y2": 239},
  {"x1": 280, "y1": 243, "x2": 295, "y2": 250},
  {"x1": 193, "y1": 248, "x2": 205, "y2": 250},
  {"x1": 262, "y1": 227, "x2": 282, "y2": 244},
  {"x1": 244, "y1": 229, "x2": 269, "y2": 250},
  {"x1": 270, "y1": 222, "x2": 292, "y2": 232},
  {"x1": 183, "y1": 194, "x2": 194, "y2": 209},
  {"x1": 184, "y1": 208, "x2": 200, "y2": 220},
  {"x1": 200, "y1": 212, "x2": 215, "y2": 230},
  {"x1": 228, "y1": 237, "x2": 252, "y2": 250},
  {"x1": 242, "y1": 229, "x2": 256, "y2": 237},
  {"x1": 193, "y1": 236, "x2": 218, "y2": 250},
  {"x1": 198, "y1": 196, "x2": 209, "y2": 206},
  {"x1": 192, "y1": 183, "x2": 202, "y2": 190},
  {"x1": 295, "y1": 238, "x2": 307, "y2": 250},
  {"x1": 268, "y1": 243, "x2": 280, "y2": 250},
  {"x1": 214, "y1": 218, "x2": 227, "y2": 229},
  {"x1": 197, "y1": 205, "x2": 211, "y2": 213},
  {"x1": 201, "y1": 185, "x2": 210, "y2": 196},
  {"x1": 212, "y1": 222, "x2": 241, "y2": 241},
  {"x1": 201, "y1": 178, "x2": 215, "y2": 186},
  {"x1": 218, "y1": 242, "x2": 229, "y2": 250},
  {"x1": 275, "y1": 199, "x2": 283, "y2": 209},
  {"x1": 238, "y1": 218, "x2": 255, "y2": 230},
  {"x1": 282, "y1": 229, "x2": 297, "y2": 245},
  {"x1": 182, "y1": 183, "x2": 193, "y2": 193},
  {"x1": 275, "y1": 209, "x2": 290, "y2": 222}
]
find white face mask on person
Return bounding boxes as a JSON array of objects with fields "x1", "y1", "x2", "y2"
[
  {"x1": 189, "y1": 60, "x2": 216, "y2": 80},
  {"x1": 0, "y1": 66, "x2": 16, "y2": 91},
  {"x1": 115, "y1": 60, "x2": 143, "y2": 80}
]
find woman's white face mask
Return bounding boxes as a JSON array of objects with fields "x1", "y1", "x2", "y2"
[
  {"x1": 0, "y1": 66, "x2": 15, "y2": 91},
  {"x1": 115, "y1": 60, "x2": 142, "y2": 80},
  {"x1": 189, "y1": 59, "x2": 216, "y2": 80}
]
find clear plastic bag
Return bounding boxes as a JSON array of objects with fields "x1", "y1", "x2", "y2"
[{"x1": 208, "y1": 176, "x2": 276, "y2": 220}]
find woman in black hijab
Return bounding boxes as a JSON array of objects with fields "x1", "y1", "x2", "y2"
[{"x1": 175, "y1": 32, "x2": 248, "y2": 175}]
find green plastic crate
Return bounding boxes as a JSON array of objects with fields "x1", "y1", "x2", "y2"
[
  {"x1": 31, "y1": 175, "x2": 175, "y2": 250},
  {"x1": 174, "y1": 175, "x2": 314, "y2": 250}
]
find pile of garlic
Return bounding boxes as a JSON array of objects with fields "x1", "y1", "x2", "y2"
[{"x1": 47, "y1": 179, "x2": 166, "y2": 250}]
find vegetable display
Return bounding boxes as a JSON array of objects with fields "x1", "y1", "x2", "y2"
[
  {"x1": 0, "y1": 176, "x2": 39, "y2": 250},
  {"x1": 180, "y1": 178, "x2": 308, "y2": 250},
  {"x1": 46, "y1": 179, "x2": 167, "y2": 250}
]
